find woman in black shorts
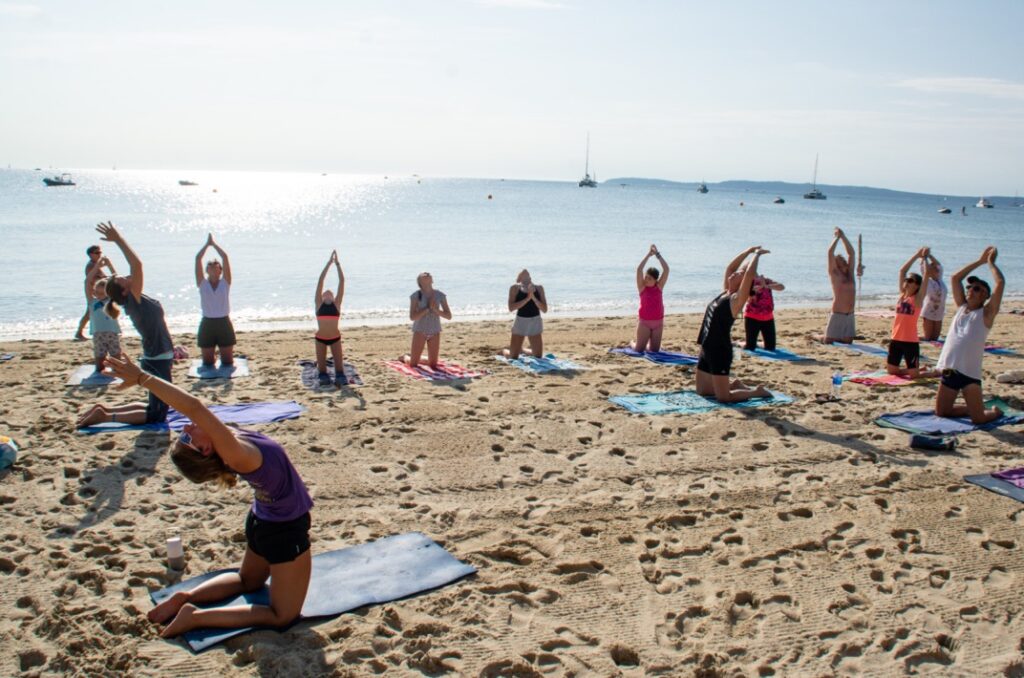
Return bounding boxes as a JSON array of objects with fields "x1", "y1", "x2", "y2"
[{"x1": 696, "y1": 246, "x2": 772, "y2": 402}]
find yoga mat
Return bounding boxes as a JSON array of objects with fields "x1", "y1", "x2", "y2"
[
  {"x1": 495, "y1": 353, "x2": 587, "y2": 373},
  {"x1": 150, "y1": 532, "x2": 476, "y2": 652},
  {"x1": 742, "y1": 347, "x2": 811, "y2": 362},
  {"x1": 188, "y1": 358, "x2": 250, "y2": 379},
  {"x1": 965, "y1": 474, "x2": 1024, "y2": 503},
  {"x1": 298, "y1": 359, "x2": 364, "y2": 388},
  {"x1": 383, "y1": 360, "x2": 487, "y2": 381},
  {"x1": 66, "y1": 365, "x2": 123, "y2": 388},
  {"x1": 837, "y1": 342, "x2": 890, "y2": 358},
  {"x1": 874, "y1": 398, "x2": 1024, "y2": 435},
  {"x1": 846, "y1": 370, "x2": 935, "y2": 387},
  {"x1": 608, "y1": 347, "x2": 699, "y2": 365},
  {"x1": 0, "y1": 353, "x2": 14, "y2": 361},
  {"x1": 78, "y1": 401, "x2": 305, "y2": 435},
  {"x1": 609, "y1": 389, "x2": 794, "y2": 415}
]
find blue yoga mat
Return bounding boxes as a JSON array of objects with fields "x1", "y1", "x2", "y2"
[
  {"x1": 78, "y1": 401, "x2": 305, "y2": 434},
  {"x1": 150, "y1": 532, "x2": 476, "y2": 652},
  {"x1": 495, "y1": 353, "x2": 586, "y2": 373},
  {"x1": 965, "y1": 474, "x2": 1024, "y2": 503},
  {"x1": 874, "y1": 398, "x2": 1023, "y2": 435},
  {"x1": 610, "y1": 389, "x2": 794, "y2": 415},
  {"x1": 742, "y1": 347, "x2": 811, "y2": 362},
  {"x1": 188, "y1": 358, "x2": 250, "y2": 379},
  {"x1": 608, "y1": 347, "x2": 699, "y2": 365},
  {"x1": 838, "y1": 342, "x2": 890, "y2": 357}
]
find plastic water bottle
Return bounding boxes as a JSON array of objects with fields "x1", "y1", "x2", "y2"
[{"x1": 831, "y1": 371, "x2": 843, "y2": 399}]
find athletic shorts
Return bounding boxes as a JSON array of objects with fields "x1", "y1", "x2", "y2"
[
  {"x1": 92, "y1": 331, "x2": 121, "y2": 360},
  {"x1": 511, "y1": 315, "x2": 543, "y2": 337},
  {"x1": 825, "y1": 312, "x2": 855, "y2": 341},
  {"x1": 140, "y1": 358, "x2": 173, "y2": 424},
  {"x1": 245, "y1": 510, "x2": 312, "y2": 565},
  {"x1": 697, "y1": 344, "x2": 733, "y2": 376},
  {"x1": 940, "y1": 369, "x2": 981, "y2": 392},
  {"x1": 197, "y1": 316, "x2": 236, "y2": 349},
  {"x1": 886, "y1": 340, "x2": 920, "y2": 369}
]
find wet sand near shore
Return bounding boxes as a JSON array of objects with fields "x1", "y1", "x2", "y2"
[{"x1": 1, "y1": 308, "x2": 1023, "y2": 676}]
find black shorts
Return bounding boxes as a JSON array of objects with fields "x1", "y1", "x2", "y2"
[
  {"x1": 940, "y1": 369, "x2": 981, "y2": 392},
  {"x1": 886, "y1": 340, "x2": 920, "y2": 369},
  {"x1": 197, "y1": 316, "x2": 236, "y2": 349},
  {"x1": 697, "y1": 344, "x2": 733, "y2": 376},
  {"x1": 245, "y1": 510, "x2": 311, "y2": 565},
  {"x1": 140, "y1": 358, "x2": 173, "y2": 424}
]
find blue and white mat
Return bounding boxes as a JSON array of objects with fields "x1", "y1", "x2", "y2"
[
  {"x1": 610, "y1": 389, "x2": 794, "y2": 415},
  {"x1": 495, "y1": 353, "x2": 587, "y2": 373},
  {"x1": 66, "y1": 365, "x2": 122, "y2": 388},
  {"x1": 188, "y1": 358, "x2": 250, "y2": 379}
]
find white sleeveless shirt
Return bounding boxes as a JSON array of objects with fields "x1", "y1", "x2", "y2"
[
  {"x1": 199, "y1": 279, "x2": 230, "y2": 318},
  {"x1": 936, "y1": 304, "x2": 989, "y2": 380}
]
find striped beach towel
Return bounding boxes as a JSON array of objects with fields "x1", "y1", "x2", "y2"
[{"x1": 383, "y1": 360, "x2": 487, "y2": 381}]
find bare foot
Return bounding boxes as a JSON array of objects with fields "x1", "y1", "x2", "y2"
[
  {"x1": 75, "y1": 405, "x2": 107, "y2": 428},
  {"x1": 148, "y1": 591, "x2": 191, "y2": 624},
  {"x1": 401, "y1": 354, "x2": 413, "y2": 366},
  {"x1": 752, "y1": 385, "x2": 772, "y2": 398},
  {"x1": 160, "y1": 602, "x2": 199, "y2": 638},
  {"x1": 501, "y1": 348, "x2": 512, "y2": 358}
]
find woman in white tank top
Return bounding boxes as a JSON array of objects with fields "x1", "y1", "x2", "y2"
[
  {"x1": 934, "y1": 246, "x2": 1005, "y2": 424},
  {"x1": 195, "y1": 234, "x2": 235, "y2": 368}
]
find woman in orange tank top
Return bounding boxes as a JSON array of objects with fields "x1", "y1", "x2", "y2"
[{"x1": 886, "y1": 247, "x2": 935, "y2": 378}]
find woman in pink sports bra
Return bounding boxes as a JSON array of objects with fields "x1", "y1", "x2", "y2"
[{"x1": 631, "y1": 244, "x2": 670, "y2": 352}]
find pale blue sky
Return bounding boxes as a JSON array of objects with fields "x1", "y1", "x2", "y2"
[{"x1": 2, "y1": 0, "x2": 1022, "y2": 194}]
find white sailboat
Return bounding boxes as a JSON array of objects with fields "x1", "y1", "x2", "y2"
[
  {"x1": 578, "y1": 134, "x2": 597, "y2": 187},
  {"x1": 803, "y1": 154, "x2": 827, "y2": 200},
  {"x1": 696, "y1": 180, "x2": 708, "y2": 194}
]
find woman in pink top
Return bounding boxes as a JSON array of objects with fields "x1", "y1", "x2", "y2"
[
  {"x1": 631, "y1": 244, "x2": 670, "y2": 352},
  {"x1": 886, "y1": 247, "x2": 934, "y2": 378},
  {"x1": 743, "y1": 274, "x2": 785, "y2": 351}
]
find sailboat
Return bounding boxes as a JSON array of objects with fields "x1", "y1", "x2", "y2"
[
  {"x1": 696, "y1": 180, "x2": 708, "y2": 194},
  {"x1": 578, "y1": 134, "x2": 597, "y2": 187},
  {"x1": 803, "y1": 154, "x2": 827, "y2": 200}
]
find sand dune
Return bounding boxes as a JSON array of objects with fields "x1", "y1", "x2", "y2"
[{"x1": 1, "y1": 308, "x2": 1022, "y2": 676}]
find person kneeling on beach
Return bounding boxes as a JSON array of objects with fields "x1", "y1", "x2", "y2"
[
  {"x1": 935, "y1": 247, "x2": 1005, "y2": 424},
  {"x1": 886, "y1": 247, "x2": 935, "y2": 379},
  {"x1": 813, "y1": 227, "x2": 857, "y2": 344},
  {"x1": 695, "y1": 246, "x2": 772, "y2": 403},
  {"x1": 631, "y1": 245, "x2": 670, "y2": 352},
  {"x1": 504, "y1": 269, "x2": 548, "y2": 359},
  {"x1": 102, "y1": 353, "x2": 314, "y2": 638},
  {"x1": 194, "y1": 234, "x2": 236, "y2": 369},
  {"x1": 404, "y1": 272, "x2": 452, "y2": 369}
]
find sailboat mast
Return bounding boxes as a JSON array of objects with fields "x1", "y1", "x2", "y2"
[
  {"x1": 585, "y1": 133, "x2": 591, "y2": 175},
  {"x1": 812, "y1": 154, "x2": 819, "y2": 190}
]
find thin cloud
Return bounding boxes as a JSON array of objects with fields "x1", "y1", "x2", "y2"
[
  {"x1": 0, "y1": 2, "x2": 42, "y2": 16},
  {"x1": 475, "y1": 0, "x2": 567, "y2": 9},
  {"x1": 896, "y1": 77, "x2": 1024, "y2": 101}
]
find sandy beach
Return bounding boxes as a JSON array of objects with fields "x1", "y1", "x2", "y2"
[{"x1": 1, "y1": 307, "x2": 1023, "y2": 676}]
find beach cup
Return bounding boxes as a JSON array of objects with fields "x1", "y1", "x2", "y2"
[{"x1": 167, "y1": 536, "x2": 185, "y2": 570}]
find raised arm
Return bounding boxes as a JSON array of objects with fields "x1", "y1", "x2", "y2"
[
  {"x1": 731, "y1": 250, "x2": 766, "y2": 316},
  {"x1": 636, "y1": 248, "x2": 654, "y2": 292},
  {"x1": 827, "y1": 233, "x2": 840, "y2": 272},
  {"x1": 656, "y1": 251, "x2": 669, "y2": 289},
  {"x1": 948, "y1": 248, "x2": 990, "y2": 308},
  {"x1": 314, "y1": 254, "x2": 332, "y2": 307},
  {"x1": 210, "y1": 237, "x2": 231, "y2": 286},
  {"x1": 725, "y1": 246, "x2": 758, "y2": 290},
  {"x1": 195, "y1": 236, "x2": 211, "y2": 287},
  {"x1": 96, "y1": 222, "x2": 143, "y2": 301},
  {"x1": 104, "y1": 354, "x2": 262, "y2": 473},
  {"x1": 984, "y1": 247, "x2": 1005, "y2": 326},
  {"x1": 897, "y1": 248, "x2": 922, "y2": 293},
  {"x1": 837, "y1": 229, "x2": 855, "y2": 273},
  {"x1": 332, "y1": 251, "x2": 344, "y2": 302},
  {"x1": 85, "y1": 258, "x2": 108, "y2": 299},
  {"x1": 913, "y1": 248, "x2": 932, "y2": 309}
]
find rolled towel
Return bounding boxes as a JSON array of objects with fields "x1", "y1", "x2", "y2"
[{"x1": 996, "y1": 370, "x2": 1024, "y2": 384}]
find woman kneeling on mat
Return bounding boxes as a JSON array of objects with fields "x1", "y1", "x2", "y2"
[
  {"x1": 404, "y1": 272, "x2": 452, "y2": 368},
  {"x1": 195, "y1": 234, "x2": 235, "y2": 368},
  {"x1": 314, "y1": 250, "x2": 346, "y2": 386},
  {"x1": 696, "y1": 246, "x2": 772, "y2": 403},
  {"x1": 935, "y1": 246, "x2": 1005, "y2": 424},
  {"x1": 504, "y1": 269, "x2": 548, "y2": 359},
  {"x1": 886, "y1": 247, "x2": 935, "y2": 378},
  {"x1": 632, "y1": 244, "x2": 669, "y2": 351},
  {"x1": 102, "y1": 353, "x2": 313, "y2": 638}
]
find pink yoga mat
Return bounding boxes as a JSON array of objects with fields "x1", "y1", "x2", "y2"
[
  {"x1": 383, "y1": 360, "x2": 487, "y2": 381},
  {"x1": 846, "y1": 370, "x2": 934, "y2": 387}
]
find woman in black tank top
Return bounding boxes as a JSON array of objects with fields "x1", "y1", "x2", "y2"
[
  {"x1": 503, "y1": 269, "x2": 548, "y2": 359},
  {"x1": 695, "y1": 247, "x2": 773, "y2": 403}
]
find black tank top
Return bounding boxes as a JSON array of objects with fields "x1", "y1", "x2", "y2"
[
  {"x1": 697, "y1": 292, "x2": 734, "y2": 347},
  {"x1": 515, "y1": 287, "x2": 543, "y2": 318}
]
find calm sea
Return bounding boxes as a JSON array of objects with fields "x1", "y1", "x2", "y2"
[{"x1": 2, "y1": 168, "x2": 1022, "y2": 341}]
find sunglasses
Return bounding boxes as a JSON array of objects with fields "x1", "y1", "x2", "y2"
[
  {"x1": 905, "y1": 277, "x2": 920, "y2": 284},
  {"x1": 178, "y1": 431, "x2": 201, "y2": 453},
  {"x1": 968, "y1": 284, "x2": 987, "y2": 293}
]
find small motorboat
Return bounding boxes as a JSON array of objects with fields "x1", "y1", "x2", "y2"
[
  {"x1": 43, "y1": 173, "x2": 75, "y2": 186},
  {"x1": 773, "y1": 196, "x2": 785, "y2": 204},
  {"x1": 937, "y1": 207, "x2": 952, "y2": 214},
  {"x1": 696, "y1": 181, "x2": 708, "y2": 194},
  {"x1": 976, "y1": 197, "x2": 993, "y2": 208},
  {"x1": 178, "y1": 180, "x2": 199, "y2": 186}
]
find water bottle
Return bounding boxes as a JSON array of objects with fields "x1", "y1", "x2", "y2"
[{"x1": 831, "y1": 371, "x2": 843, "y2": 399}]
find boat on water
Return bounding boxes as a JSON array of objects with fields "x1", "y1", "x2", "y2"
[
  {"x1": 578, "y1": 134, "x2": 597, "y2": 187},
  {"x1": 976, "y1": 197, "x2": 993, "y2": 208},
  {"x1": 937, "y1": 207, "x2": 952, "y2": 214},
  {"x1": 696, "y1": 181, "x2": 708, "y2": 194},
  {"x1": 43, "y1": 173, "x2": 75, "y2": 187},
  {"x1": 773, "y1": 196, "x2": 785, "y2": 204},
  {"x1": 178, "y1": 180, "x2": 199, "y2": 186},
  {"x1": 803, "y1": 154, "x2": 827, "y2": 200}
]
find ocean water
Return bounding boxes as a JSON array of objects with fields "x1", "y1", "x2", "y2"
[{"x1": 2, "y1": 168, "x2": 1022, "y2": 341}]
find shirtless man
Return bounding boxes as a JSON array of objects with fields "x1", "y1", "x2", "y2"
[{"x1": 816, "y1": 227, "x2": 857, "y2": 343}]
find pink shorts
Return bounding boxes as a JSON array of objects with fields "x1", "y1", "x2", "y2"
[{"x1": 638, "y1": 317, "x2": 664, "y2": 331}]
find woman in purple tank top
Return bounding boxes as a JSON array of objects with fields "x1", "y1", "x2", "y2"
[
  {"x1": 631, "y1": 244, "x2": 670, "y2": 352},
  {"x1": 103, "y1": 353, "x2": 314, "y2": 639}
]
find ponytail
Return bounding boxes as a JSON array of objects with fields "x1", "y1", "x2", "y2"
[{"x1": 103, "y1": 276, "x2": 127, "y2": 319}]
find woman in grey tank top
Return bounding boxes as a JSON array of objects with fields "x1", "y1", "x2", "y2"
[{"x1": 403, "y1": 272, "x2": 452, "y2": 369}]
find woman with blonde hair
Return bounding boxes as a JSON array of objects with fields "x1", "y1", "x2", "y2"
[{"x1": 403, "y1": 272, "x2": 452, "y2": 369}]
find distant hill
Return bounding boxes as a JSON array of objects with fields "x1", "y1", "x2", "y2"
[{"x1": 603, "y1": 178, "x2": 1015, "y2": 203}]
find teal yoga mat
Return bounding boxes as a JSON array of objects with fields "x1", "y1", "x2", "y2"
[
  {"x1": 150, "y1": 532, "x2": 476, "y2": 652},
  {"x1": 609, "y1": 389, "x2": 794, "y2": 415}
]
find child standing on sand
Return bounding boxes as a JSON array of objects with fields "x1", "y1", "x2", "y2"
[{"x1": 85, "y1": 256, "x2": 121, "y2": 373}]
